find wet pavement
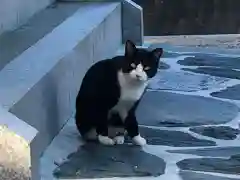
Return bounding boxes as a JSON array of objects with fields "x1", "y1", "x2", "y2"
[{"x1": 41, "y1": 42, "x2": 240, "y2": 180}]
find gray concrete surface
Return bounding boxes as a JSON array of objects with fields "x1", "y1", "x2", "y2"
[
  {"x1": 0, "y1": 2, "x2": 84, "y2": 70},
  {"x1": 0, "y1": 0, "x2": 55, "y2": 35},
  {"x1": 0, "y1": 2, "x2": 121, "y2": 180},
  {"x1": 60, "y1": 0, "x2": 144, "y2": 45},
  {"x1": 41, "y1": 41, "x2": 240, "y2": 180},
  {"x1": 121, "y1": 0, "x2": 143, "y2": 45}
]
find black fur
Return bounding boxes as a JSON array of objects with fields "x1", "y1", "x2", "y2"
[{"x1": 75, "y1": 40, "x2": 163, "y2": 140}]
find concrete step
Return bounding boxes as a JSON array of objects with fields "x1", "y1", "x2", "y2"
[
  {"x1": 0, "y1": 2, "x2": 122, "y2": 179},
  {"x1": 0, "y1": 0, "x2": 54, "y2": 35},
  {"x1": 0, "y1": 2, "x2": 83, "y2": 70}
]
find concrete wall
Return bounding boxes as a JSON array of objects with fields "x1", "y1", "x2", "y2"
[
  {"x1": 59, "y1": 0, "x2": 144, "y2": 45},
  {"x1": 0, "y1": 0, "x2": 55, "y2": 35},
  {"x1": 0, "y1": 1, "x2": 144, "y2": 179},
  {"x1": 0, "y1": 2, "x2": 121, "y2": 179},
  {"x1": 9, "y1": 4, "x2": 121, "y2": 154}
]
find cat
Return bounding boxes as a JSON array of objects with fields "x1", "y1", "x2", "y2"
[{"x1": 75, "y1": 40, "x2": 163, "y2": 146}]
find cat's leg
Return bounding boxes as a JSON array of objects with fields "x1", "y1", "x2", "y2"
[
  {"x1": 108, "y1": 126, "x2": 125, "y2": 144},
  {"x1": 132, "y1": 134, "x2": 147, "y2": 146},
  {"x1": 113, "y1": 135, "x2": 125, "y2": 145},
  {"x1": 96, "y1": 111, "x2": 115, "y2": 145},
  {"x1": 75, "y1": 112, "x2": 97, "y2": 141},
  {"x1": 108, "y1": 113, "x2": 125, "y2": 144},
  {"x1": 124, "y1": 106, "x2": 146, "y2": 146},
  {"x1": 83, "y1": 128, "x2": 97, "y2": 140},
  {"x1": 110, "y1": 127, "x2": 125, "y2": 145},
  {"x1": 76, "y1": 118, "x2": 97, "y2": 141},
  {"x1": 98, "y1": 135, "x2": 115, "y2": 145}
]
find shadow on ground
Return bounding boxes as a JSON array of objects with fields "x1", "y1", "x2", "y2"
[{"x1": 53, "y1": 143, "x2": 166, "y2": 179}]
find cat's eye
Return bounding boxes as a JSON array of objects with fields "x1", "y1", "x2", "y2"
[
  {"x1": 144, "y1": 66, "x2": 151, "y2": 70},
  {"x1": 130, "y1": 63, "x2": 136, "y2": 68}
]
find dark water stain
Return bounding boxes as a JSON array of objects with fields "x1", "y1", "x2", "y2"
[
  {"x1": 53, "y1": 143, "x2": 166, "y2": 179},
  {"x1": 178, "y1": 55, "x2": 240, "y2": 69},
  {"x1": 177, "y1": 154, "x2": 240, "y2": 175},
  {"x1": 168, "y1": 147, "x2": 240, "y2": 158},
  {"x1": 211, "y1": 84, "x2": 240, "y2": 100},
  {"x1": 134, "y1": 127, "x2": 216, "y2": 147},
  {"x1": 137, "y1": 91, "x2": 239, "y2": 127},
  {"x1": 190, "y1": 126, "x2": 240, "y2": 140}
]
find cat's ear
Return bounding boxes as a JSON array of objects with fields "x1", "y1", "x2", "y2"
[
  {"x1": 125, "y1": 40, "x2": 136, "y2": 58},
  {"x1": 152, "y1": 48, "x2": 163, "y2": 61}
]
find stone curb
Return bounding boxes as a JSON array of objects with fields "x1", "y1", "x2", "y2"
[{"x1": 59, "y1": 0, "x2": 144, "y2": 45}]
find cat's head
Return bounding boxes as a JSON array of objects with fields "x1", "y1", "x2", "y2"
[{"x1": 121, "y1": 40, "x2": 163, "y2": 82}]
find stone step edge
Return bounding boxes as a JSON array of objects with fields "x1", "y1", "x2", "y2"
[
  {"x1": 0, "y1": 3, "x2": 120, "y2": 180},
  {"x1": 60, "y1": 0, "x2": 144, "y2": 45},
  {"x1": 0, "y1": 2, "x2": 120, "y2": 111},
  {"x1": 0, "y1": 2, "x2": 85, "y2": 71}
]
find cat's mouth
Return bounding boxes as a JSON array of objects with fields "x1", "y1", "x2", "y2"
[
  {"x1": 120, "y1": 70, "x2": 148, "y2": 82},
  {"x1": 133, "y1": 73, "x2": 148, "y2": 81},
  {"x1": 135, "y1": 76, "x2": 145, "y2": 81},
  {"x1": 131, "y1": 75, "x2": 148, "y2": 82},
  {"x1": 135, "y1": 74, "x2": 142, "y2": 80}
]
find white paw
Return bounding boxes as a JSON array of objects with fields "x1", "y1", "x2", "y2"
[
  {"x1": 132, "y1": 135, "x2": 147, "y2": 146},
  {"x1": 113, "y1": 136, "x2": 125, "y2": 145},
  {"x1": 98, "y1": 135, "x2": 115, "y2": 145}
]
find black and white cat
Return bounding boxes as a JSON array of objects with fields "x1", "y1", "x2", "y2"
[{"x1": 75, "y1": 40, "x2": 163, "y2": 146}]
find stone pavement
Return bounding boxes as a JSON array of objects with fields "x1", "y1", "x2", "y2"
[{"x1": 41, "y1": 42, "x2": 240, "y2": 180}]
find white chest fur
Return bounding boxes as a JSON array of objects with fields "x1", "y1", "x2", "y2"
[{"x1": 109, "y1": 71, "x2": 148, "y2": 120}]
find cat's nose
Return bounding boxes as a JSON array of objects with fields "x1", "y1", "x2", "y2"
[{"x1": 136, "y1": 74, "x2": 141, "y2": 79}]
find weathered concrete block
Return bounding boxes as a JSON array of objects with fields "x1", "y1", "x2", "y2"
[
  {"x1": 0, "y1": 2, "x2": 84, "y2": 70},
  {"x1": 59, "y1": 0, "x2": 144, "y2": 45},
  {"x1": 0, "y1": 0, "x2": 55, "y2": 35},
  {"x1": 121, "y1": 0, "x2": 143, "y2": 45},
  {"x1": 0, "y1": 106, "x2": 38, "y2": 180},
  {"x1": 0, "y1": 2, "x2": 121, "y2": 179}
]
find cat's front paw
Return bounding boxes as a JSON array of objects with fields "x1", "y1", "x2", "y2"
[
  {"x1": 113, "y1": 136, "x2": 125, "y2": 145},
  {"x1": 132, "y1": 135, "x2": 147, "y2": 146},
  {"x1": 98, "y1": 135, "x2": 115, "y2": 145}
]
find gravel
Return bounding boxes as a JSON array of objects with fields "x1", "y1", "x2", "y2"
[
  {"x1": 0, "y1": 126, "x2": 30, "y2": 180},
  {"x1": 145, "y1": 34, "x2": 240, "y2": 49}
]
